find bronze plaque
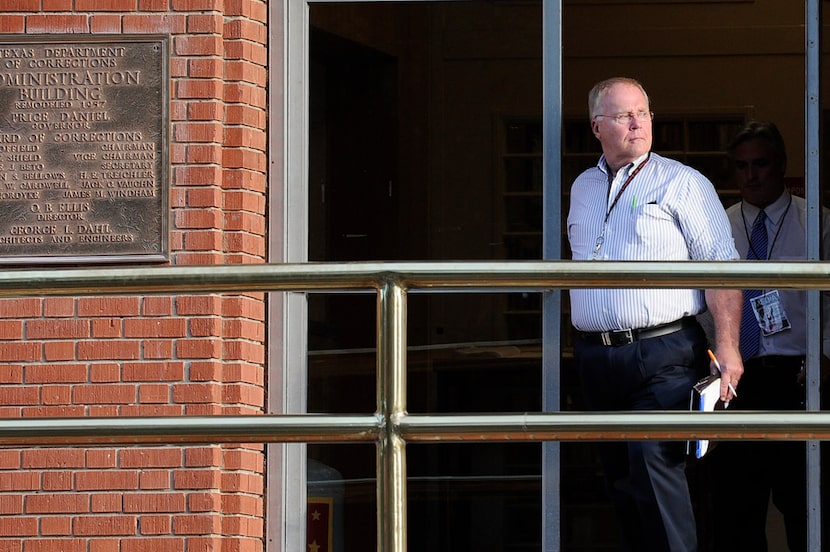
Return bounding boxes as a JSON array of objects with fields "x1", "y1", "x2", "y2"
[{"x1": 0, "y1": 36, "x2": 169, "y2": 264}]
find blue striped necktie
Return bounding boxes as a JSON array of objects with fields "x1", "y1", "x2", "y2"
[{"x1": 739, "y1": 210, "x2": 768, "y2": 359}]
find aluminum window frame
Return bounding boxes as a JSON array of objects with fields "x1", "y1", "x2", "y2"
[{"x1": 269, "y1": 0, "x2": 823, "y2": 550}]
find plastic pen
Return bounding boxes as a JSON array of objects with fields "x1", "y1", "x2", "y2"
[{"x1": 707, "y1": 349, "x2": 738, "y2": 404}]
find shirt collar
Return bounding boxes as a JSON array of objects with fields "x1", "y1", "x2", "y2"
[
  {"x1": 741, "y1": 191, "x2": 791, "y2": 227},
  {"x1": 598, "y1": 151, "x2": 651, "y2": 178}
]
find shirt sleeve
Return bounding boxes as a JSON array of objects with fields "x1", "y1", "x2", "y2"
[{"x1": 670, "y1": 168, "x2": 739, "y2": 261}]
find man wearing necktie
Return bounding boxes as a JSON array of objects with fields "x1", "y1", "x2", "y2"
[{"x1": 705, "y1": 121, "x2": 830, "y2": 551}]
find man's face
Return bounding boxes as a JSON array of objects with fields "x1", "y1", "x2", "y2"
[
  {"x1": 591, "y1": 82, "x2": 652, "y2": 171},
  {"x1": 732, "y1": 137, "x2": 786, "y2": 209}
]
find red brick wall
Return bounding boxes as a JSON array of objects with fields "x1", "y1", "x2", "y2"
[{"x1": 0, "y1": 1, "x2": 269, "y2": 550}]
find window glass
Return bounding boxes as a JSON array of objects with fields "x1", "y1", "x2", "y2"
[
  {"x1": 307, "y1": 2, "x2": 544, "y2": 549},
  {"x1": 303, "y1": 0, "x2": 820, "y2": 549}
]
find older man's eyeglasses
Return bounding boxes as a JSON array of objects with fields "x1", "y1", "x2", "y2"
[{"x1": 594, "y1": 111, "x2": 654, "y2": 125}]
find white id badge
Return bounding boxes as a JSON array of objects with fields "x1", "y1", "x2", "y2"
[{"x1": 749, "y1": 290, "x2": 791, "y2": 336}]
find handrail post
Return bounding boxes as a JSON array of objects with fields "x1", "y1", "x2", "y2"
[{"x1": 376, "y1": 276, "x2": 407, "y2": 552}]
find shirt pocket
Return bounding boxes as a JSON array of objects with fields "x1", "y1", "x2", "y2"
[
  {"x1": 634, "y1": 203, "x2": 673, "y2": 234},
  {"x1": 631, "y1": 203, "x2": 685, "y2": 257}
]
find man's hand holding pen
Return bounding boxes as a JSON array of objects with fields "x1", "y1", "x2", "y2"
[{"x1": 708, "y1": 348, "x2": 741, "y2": 407}]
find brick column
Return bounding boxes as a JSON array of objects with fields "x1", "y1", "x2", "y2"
[{"x1": 0, "y1": 1, "x2": 269, "y2": 550}]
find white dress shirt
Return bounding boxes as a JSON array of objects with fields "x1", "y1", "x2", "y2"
[
  {"x1": 567, "y1": 152, "x2": 739, "y2": 332},
  {"x1": 727, "y1": 191, "x2": 830, "y2": 357}
]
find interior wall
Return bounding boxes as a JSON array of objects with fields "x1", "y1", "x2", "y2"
[
  {"x1": 310, "y1": 0, "x2": 819, "y2": 247},
  {"x1": 563, "y1": 1, "x2": 807, "y2": 177}
]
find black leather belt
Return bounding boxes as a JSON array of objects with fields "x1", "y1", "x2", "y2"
[{"x1": 580, "y1": 317, "x2": 694, "y2": 347}]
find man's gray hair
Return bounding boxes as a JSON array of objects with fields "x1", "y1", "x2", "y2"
[{"x1": 588, "y1": 77, "x2": 650, "y2": 119}]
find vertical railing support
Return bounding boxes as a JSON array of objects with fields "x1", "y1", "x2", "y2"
[{"x1": 376, "y1": 276, "x2": 408, "y2": 552}]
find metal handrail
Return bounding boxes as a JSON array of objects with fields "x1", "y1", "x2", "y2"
[
  {"x1": 1, "y1": 260, "x2": 828, "y2": 552},
  {"x1": 2, "y1": 411, "x2": 830, "y2": 445},
  {"x1": 0, "y1": 260, "x2": 829, "y2": 295}
]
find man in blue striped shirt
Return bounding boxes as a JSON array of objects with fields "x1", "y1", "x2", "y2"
[{"x1": 566, "y1": 76, "x2": 744, "y2": 552}]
